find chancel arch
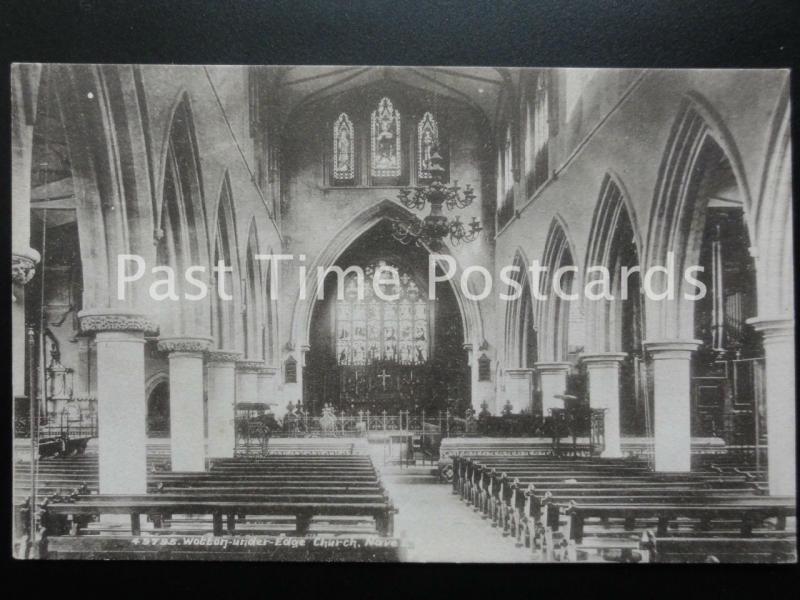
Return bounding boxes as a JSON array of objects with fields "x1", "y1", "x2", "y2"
[
  {"x1": 303, "y1": 219, "x2": 470, "y2": 416},
  {"x1": 289, "y1": 199, "x2": 485, "y2": 355}
]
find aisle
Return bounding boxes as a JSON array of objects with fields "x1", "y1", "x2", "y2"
[{"x1": 381, "y1": 469, "x2": 535, "y2": 562}]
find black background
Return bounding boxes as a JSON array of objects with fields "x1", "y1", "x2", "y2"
[{"x1": 1, "y1": 0, "x2": 798, "y2": 594}]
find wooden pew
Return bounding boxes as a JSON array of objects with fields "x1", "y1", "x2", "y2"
[
  {"x1": 547, "y1": 497, "x2": 796, "y2": 562},
  {"x1": 451, "y1": 453, "x2": 792, "y2": 562},
  {"x1": 639, "y1": 530, "x2": 797, "y2": 563},
  {"x1": 448, "y1": 452, "x2": 796, "y2": 563},
  {"x1": 19, "y1": 453, "x2": 400, "y2": 560},
  {"x1": 40, "y1": 496, "x2": 397, "y2": 537}
]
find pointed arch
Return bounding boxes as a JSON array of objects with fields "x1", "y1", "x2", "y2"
[
  {"x1": 49, "y1": 65, "x2": 156, "y2": 312},
  {"x1": 289, "y1": 199, "x2": 485, "y2": 352},
  {"x1": 211, "y1": 171, "x2": 242, "y2": 351},
  {"x1": 752, "y1": 86, "x2": 793, "y2": 318},
  {"x1": 536, "y1": 216, "x2": 578, "y2": 361},
  {"x1": 503, "y1": 248, "x2": 537, "y2": 368},
  {"x1": 645, "y1": 92, "x2": 753, "y2": 340},
  {"x1": 584, "y1": 173, "x2": 644, "y2": 352},
  {"x1": 154, "y1": 92, "x2": 211, "y2": 337},
  {"x1": 243, "y1": 219, "x2": 265, "y2": 360},
  {"x1": 262, "y1": 244, "x2": 278, "y2": 366}
]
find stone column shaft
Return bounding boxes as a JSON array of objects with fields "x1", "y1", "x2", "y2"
[
  {"x1": 206, "y1": 350, "x2": 241, "y2": 458},
  {"x1": 79, "y1": 309, "x2": 155, "y2": 494},
  {"x1": 159, "y1": 337, "x2": 212, "y2": 472},
  {"x1": 645, "y1": 340, "x2": 699, "y2": 472},
  {"x1": 582, "y1": 353, "x2": 627, "y2": 458},
  {"x1": 748, "y1": 317, "x2": 796, "y2": 496}
]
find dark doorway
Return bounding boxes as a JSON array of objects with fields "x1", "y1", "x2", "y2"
[{"x1": 147, "y1": 381, "x2": 170, "y2": 438}]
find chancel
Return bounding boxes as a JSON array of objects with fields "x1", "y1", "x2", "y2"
[{"x1": 11, "y1": 65, "x2": 796, "y2": 563}]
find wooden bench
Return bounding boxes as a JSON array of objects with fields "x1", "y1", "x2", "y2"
[
  {"x1": 448, "y1": 453, "x2": 795, "y2": 563},
  {"x1": 40, "y1": 496, "x2": 397, "y2": 537},
  {"x1": 18, "y1": 453, "x2": 399, "y2": 560},
  {"x1": 639, "y1": 530, "x2": 797, "y2": 563}
]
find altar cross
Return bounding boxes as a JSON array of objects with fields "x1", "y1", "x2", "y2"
[{"x1": 377, "y1": 369, "x2": 391, "y2": 391}]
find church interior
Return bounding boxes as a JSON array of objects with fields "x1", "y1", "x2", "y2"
[{"x1": 11, "y1": 65, "x2": 796, "y2": 562}]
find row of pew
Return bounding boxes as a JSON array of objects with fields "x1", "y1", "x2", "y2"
[
  {"x1": 452, "y1": 454, "x2": 796, "y2": 563},
  {"x1": 15, "y1": 452, "x2": 401, "y2": 561}
]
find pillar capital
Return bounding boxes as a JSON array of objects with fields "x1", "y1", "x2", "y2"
[
  {"x1": 534, "y1": 361, "x2": 572, "y2": 373},
  {"x1": 237, "y1": 359, "x2": 265, "y2": 374},
  {"x1": 78, "y1": 308, "x2": 159, "y2": 336},
  {"x1": 11, "y1": 247, "x2": 40, "y2": 287},
  {"x1": 206, "y1": 349, "x2": 243, "y2": 364},
  {"x1": 258, "y1": 365, "x2": 279, "y2": 375},
  {"x1": 157, "y1": 336, "x2": 213, "y2": 355},
  {"x1": 643, "y1": 339, "x2": 700, "y2": 360},
  {"x1": 747, "y1": 315, "x2": 795, "y2": 342},
  {"x1": 580, "y1": 352, "x2": 628, "y2": 368}
]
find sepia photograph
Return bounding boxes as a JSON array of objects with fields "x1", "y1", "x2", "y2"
[{"x1": 9, "y1": 62, "x2": 795, "y2": 564}]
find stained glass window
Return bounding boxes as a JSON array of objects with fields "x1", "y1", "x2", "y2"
[
  {"x1": 371, "y1": 97, "x2": 401, "y2": 178},
  {"x1": 332, "y1": 113, "x2": 354, "y2": 181},
  {"x1": 335, "y1": 260, "x2": 429, "y2": 366},
  {"x1": 417, "y1": 111, "x2": 439, "y2": 179}
]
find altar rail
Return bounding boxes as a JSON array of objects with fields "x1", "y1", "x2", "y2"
[{"x1": 240, "y1": 410, "x2": 554, "y2": 439}]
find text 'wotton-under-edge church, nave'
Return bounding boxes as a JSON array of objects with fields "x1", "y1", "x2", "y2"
[{"x1": 11, "y1": 66, "x2": 796, "y2": 562}]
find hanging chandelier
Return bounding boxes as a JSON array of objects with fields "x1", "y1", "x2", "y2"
[{"x1": 391, "y1": 150, "x2": 482, "y2": 248}]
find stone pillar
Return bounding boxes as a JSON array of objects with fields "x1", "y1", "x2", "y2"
[
  {"x1": 748, "y1": 317, "x2": 796, "y2": 496},
  {"x1": 535, "y1": 362, "x2": 571, "y2": 415},
  {"x1": 644, "y1": 340, "x2": 700, "y2": 472},
  {"x1": 11, "y1": 65, "x2": 42, "y2": 399},
  {"x1": 581, "y1": 353, "x2": 628, "y2": 458},
  {"x1": 503, "y1": 368, "x2": 534, "y2": 414},
  {"x1": 158, "y1": 337, "x2": 212, "y2": 472},
  {"x1": 206, "y1": 350, "x2": 241, "y2": 459},
  {"x1": 78, "y1": 309, "x2": 155, "y2": 494},
  {"x1": 12, "y1": 252, "x2": 39, "y2": 398},
  {"x1": 236, "y1": 359, "x2": 263, "y2": 406}
]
